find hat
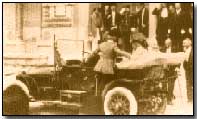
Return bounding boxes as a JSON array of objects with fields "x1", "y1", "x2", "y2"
[
  {"x1": 132, "y1": 33, "x2": 146, "y2": 44},
  {"x1": 103, "y1": 32, "x2": 116, "y2": 42},
  {"x1": 106, "y1": 34, "x2": 116, "y2": 40},
  {"x1": 132, "y1": 33, "x2": 148, "y2": 48}
]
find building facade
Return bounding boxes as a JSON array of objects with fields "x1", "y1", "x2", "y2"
[{"x1": 3, "y1": 3, "x2": 158, "y2": 66}]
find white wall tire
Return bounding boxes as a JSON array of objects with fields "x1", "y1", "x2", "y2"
[{"x1": 104, "y1": 87, "x2": 137, "y2": 115}]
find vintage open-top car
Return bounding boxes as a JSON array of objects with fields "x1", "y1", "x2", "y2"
[
  {"x1": 96, "y1": 51, "x2": 184, "y2": 115},
  {"x1": 13, "y1": 47, "x2": 185, "y2": 115}
]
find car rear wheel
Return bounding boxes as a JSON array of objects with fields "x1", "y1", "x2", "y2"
[{"x1": 104, "y1": 87, "x2": 137, "y2": 115}]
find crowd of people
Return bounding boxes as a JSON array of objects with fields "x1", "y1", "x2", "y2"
[
  {"x1": 153, "y1": 3, "x2": 193, "y2": 104},
  {"x1": 88, "y1": 3, "x2": 149, "y2": 52},
  {"x1": 87, "y1": 3, "x2": 193, "y2": 105},
  {"x1": 153, "y1": 3, "x2": 193, "y2": 52},
  {"x1": 88, "y1": 3, "x2": 193, "y2": 52}
]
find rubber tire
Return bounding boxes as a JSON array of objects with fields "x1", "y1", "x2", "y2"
[
  {"x1": 156, "y1": 95, "x2": 167, "y2": 114},
  {"x1": 3, "y1": 86, "x2": 29, "y2": 115},
  {"x1": 104, "y1": 87, "x2": 138, "y2": 115}
]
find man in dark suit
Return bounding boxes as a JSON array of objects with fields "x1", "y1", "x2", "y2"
[
  {"x1": 183, "y1": 38, "x2": 193, "y2": 103},
  {"x1": 181, "y1": 3, "x2": 193, "y2": 41},
  {"x1": 89, "y1": 8, "x2": 103, "y2": 50},
  {"x1": 161, "y1": 38, "x2": 177, "y2": 104},
  {"x1": 168, "y1": 3, "x2": 188, "y2": 52},
  {"x1": 119, "y1": 6, "x2": 132, "y2": 52},
  {"x1": 89, "y1": 8, "x2": 103, "y2": 38},
  {"x1": 152, "y1": 3, "x2": 169, "y2": 48},
  {"x1": 138, "y1": 3, "x2": 149, "y2": 37},
  {"x1": 109, "y1": 4, "x2": 121, "y2": 38},
  {"x1": 102, "y1": 5, "x2": 111, "y2": 31}
]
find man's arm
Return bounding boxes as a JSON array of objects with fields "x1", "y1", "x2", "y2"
[
  {"x1": 114, "y1": 46, "x2": 131, "y2": 59},
  {"x1": 85, "y1": 48, "x2": 100, "y2": 63}
]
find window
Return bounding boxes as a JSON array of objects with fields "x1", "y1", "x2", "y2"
[{"x1": 42, "y1": 3, "x2": 74, "y2": 28}]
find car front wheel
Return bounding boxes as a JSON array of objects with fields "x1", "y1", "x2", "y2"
[
  {"x1": 104, "y1": 87, "x2": 137, "y2": 115},
  {"x1": 3, "y1": 85, "x2": 29, "y2": 115}
]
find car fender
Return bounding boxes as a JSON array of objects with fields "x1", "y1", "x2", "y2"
[{"x1": 3, "y1": 75, "x2": 29, "y2": 97}]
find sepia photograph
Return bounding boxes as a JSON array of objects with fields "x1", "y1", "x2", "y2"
[{"x1": 2, "y1": 2, "x2": 194, "y2": 115}]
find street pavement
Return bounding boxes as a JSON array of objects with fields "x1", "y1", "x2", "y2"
[{"x1": 29, "y1": 96, "x2": 193, "y2": 115}]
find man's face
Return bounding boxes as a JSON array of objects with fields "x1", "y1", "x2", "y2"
[
  {"x1": 169, "y1": 6, "x2": 175, "y2": 13},
  {"x1": 165, "y1": 40, "x2": 172, "y2": 48},
  {"x1": 105, "y1": 5, "x2": 109, "y2": 10},
  {"x1": 161, "y1": 3, "x2": 167, "y2": 8},
  {"x1": 111, "y1": 6, "x2": 116, "y2": 11},
  {"x1": 175, "y1": 3, "x2": 181, "y2": 9},
  {"x1": 94, "y1": 8, "x2": 99, "y2": 14},
  {"x1": 182, "y1": 39, "x2": 191, "y2": 52}
]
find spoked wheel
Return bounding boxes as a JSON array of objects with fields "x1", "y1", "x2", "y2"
[
  {"x1": 141, "y1": 93, "x2": 167, "y2": 115},
  {"x1": 153, "y1": 93, "x2": 167, "y2": 114},
  {"x1": 104, "y1": 87, "x2": 137, "y2": 115}
]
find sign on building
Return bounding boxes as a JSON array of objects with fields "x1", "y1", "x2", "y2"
[{"x1": 42, "y1": 3, "x2": 74, "y2": 28}]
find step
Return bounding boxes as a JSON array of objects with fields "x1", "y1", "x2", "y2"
[
  {"x1": 29, "y1": 100, "x2": 80, "y2": 115},
  {"x1": 31, "y1": 100, "x2": 82, "y2": 108},
  {"x1": 60, "y1": 90, "x2": 87, "y2": 94},
  {"x1": 60, "y1": 90, "x2": 87, "y2": 104}
]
